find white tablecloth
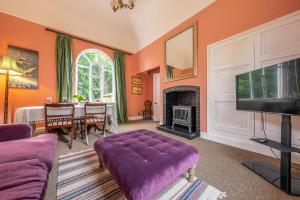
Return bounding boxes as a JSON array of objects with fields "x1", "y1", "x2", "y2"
[{"x1": 14, "y1": 104, "x2": 118, "y2": 133}]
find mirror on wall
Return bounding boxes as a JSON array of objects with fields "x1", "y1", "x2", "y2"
[{"x1": 165, "y1": 23, "x2": 198, "y2": 82}]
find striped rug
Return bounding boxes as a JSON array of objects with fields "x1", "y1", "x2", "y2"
[{"x1": 57, "y1": 149, "x2": 225, "y2": 200}]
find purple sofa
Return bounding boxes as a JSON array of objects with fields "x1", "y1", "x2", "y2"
[
  {"x1": 94, "y1": 129, "x2": 199, "y2": 200},
  {"x1": 0, "y1": 124, "x2": 57, "y2": 200}
]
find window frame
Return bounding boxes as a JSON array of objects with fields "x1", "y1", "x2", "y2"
[{"x1": 74, "y1": 49, "x2": 115, "y2": 102}]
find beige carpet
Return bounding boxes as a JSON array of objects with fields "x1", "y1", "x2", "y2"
[
  {"x1": 45, "y1": 120, "x2": 300, "y2": 200},
  {"x1": 56, "y1": 149, "x2": 224, "y2": 200}
]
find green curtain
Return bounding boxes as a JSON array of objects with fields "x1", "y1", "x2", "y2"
[
  {"x1": 56, "y1": 34, "x2": 72, "y2": 102},
  {"x1": 114, "y1": 51, "x2": 128, "y2": 123}
]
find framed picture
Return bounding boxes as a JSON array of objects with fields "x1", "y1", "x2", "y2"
[
  {"x1": 8, "y1": 45, "x2": 39, "y2": 89},
  {"x1": 132, "y1": 76, "x2": 142, "y2": 85},
  {"x1": 132, "y1": 86, "x2": 142, "y2": 95}
]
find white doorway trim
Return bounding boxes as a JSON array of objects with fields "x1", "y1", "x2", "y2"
[{"x1": 153, "y1": 73, "x2": 160, "y2": 122}]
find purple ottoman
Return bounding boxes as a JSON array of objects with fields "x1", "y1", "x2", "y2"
[{"x1": 94, "y1": 129, "x2": 199, "y2": 200}]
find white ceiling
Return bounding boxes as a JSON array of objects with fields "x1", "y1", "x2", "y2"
[{"x1": 0, "y1": 0, "x2": 215, "y2": 53}]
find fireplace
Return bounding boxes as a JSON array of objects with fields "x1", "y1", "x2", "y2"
[
  {"x1": 172, "y1": 106, "x2": 195, "y2": 133},
  {"x1": 157, "y1": 85, "x2": 200, "y2": 139}
]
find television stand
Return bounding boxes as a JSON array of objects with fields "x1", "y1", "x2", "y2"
[{"x1": 242, "y1": 114, "x2": 300, "y2": 196}]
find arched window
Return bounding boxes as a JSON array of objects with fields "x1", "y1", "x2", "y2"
[{"x1": 75, "y1": 49, "x2": 114, "y2": 102}]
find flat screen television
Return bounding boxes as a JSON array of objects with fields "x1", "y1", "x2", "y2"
[{"x1": 236, "y1": 58, "x2": 300, "y2": 115}]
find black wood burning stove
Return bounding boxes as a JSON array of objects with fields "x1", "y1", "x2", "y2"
[
  {"x1": 157, "y1": 85, "x2": 200, "y2": 139},
  {"x1": 172, "y1": 106, "x2": 195, "y2": 133}
]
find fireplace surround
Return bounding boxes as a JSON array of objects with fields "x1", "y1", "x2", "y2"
[{"x1": 157, "y1": 85, "x2": 200, "y2": 139}]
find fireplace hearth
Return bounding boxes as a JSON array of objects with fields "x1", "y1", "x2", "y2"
[{"x1": 157, "y1": 85, "x2": 200, "y2": 139}]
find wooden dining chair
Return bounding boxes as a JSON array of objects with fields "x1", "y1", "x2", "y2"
[
  {"x1": 143, "y1": 100, "x2": 153, "y2": 120},
  {"x1": 82, "y1": 103, "x2": 107, "y2": 145},
  {"x1": 44, "y1": 103, "x2": 75, "y2": 149}
]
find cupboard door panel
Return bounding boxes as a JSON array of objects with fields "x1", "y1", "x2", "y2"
[{"x1": 209, "y1": 34, "x2": 255, "y2": 136}]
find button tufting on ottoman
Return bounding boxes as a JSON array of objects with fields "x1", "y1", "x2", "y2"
[{"x1": 94, "y1": 129, "x2": 199, "y2": 200}]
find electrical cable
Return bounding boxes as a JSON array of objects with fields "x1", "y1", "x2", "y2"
[
  {"x1": 292, "y1": 164, "x2": 300, "y2": 171},
  {"x1": 260, "y1": 112, "x2": 300, "y2": 171},
  {"x1": 260, "y1": 113, "x2": 280, "y2": 160}
]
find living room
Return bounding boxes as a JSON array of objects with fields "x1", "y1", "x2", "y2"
[{"x1": 0, "y1": 0, "x2": 300, "y2": 200}]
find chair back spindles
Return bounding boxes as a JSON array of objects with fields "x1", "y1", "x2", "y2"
[
  {"x1": 44, "y1": 103, "x2": 75, "y2": 149},
  {"x1": 143, "y1": 100, "x2": 153, "y2": 120},
  {"x1": 82, "y1": 103, "x2": 107, "y2": 145}
]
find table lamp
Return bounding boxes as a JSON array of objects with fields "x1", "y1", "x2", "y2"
[{"x1": 0, "y1": 55, "x2": 19, "y2": 124}]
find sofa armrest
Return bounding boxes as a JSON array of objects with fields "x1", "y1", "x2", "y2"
[{"x1": 0, "y1": 124, "x2": 32, "y2": 142}]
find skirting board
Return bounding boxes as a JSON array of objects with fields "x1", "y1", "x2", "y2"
[
  {"x1": 128, "y1": 116, "x2": 143, "y2": 121},
  {"x1": 200, "y1": 131, "x2": 300, "y2": 164}
]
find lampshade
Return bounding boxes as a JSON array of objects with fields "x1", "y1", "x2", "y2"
[{"x1": 0, "y1": 55, "x2": 20, "y2": 75}]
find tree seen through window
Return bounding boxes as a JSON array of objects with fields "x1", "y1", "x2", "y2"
[{"x1": 76, "y1": 49, "x2": 114, "y2": 102}]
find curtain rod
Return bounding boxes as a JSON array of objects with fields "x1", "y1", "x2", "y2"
[{"x1": 45, "y1": 27, "x2": 132, "y2": 55}]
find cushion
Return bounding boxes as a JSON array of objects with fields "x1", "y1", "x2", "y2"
[
  {"x1": 94, "y1": 129, "x2": 199, "y2": 200},
  {"x1": 0, "y1": 159, "x2": 48, "y2": 200},
  {"x1": 0, "y1": 134, "x2": 57, "y2": 171}
]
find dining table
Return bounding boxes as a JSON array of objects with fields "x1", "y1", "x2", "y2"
[{"x1": 14, "y1": 103, "x2": 118, "y2": 137}]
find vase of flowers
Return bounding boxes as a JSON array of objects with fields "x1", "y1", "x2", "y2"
[{"x1": 72, "y1": 95, "x2": 86, "y2": 106}]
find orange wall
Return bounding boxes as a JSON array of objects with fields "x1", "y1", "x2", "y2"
[
  {"x1": 135, "y1": 0, "x2": 300, "y2": 132},
  {"x1": 0, "y1": 12, "x2": 144, "y2": 122},
  {"x1": 125, "y1": 55, "x2": 148, "y2": 117},
  {"x1": 0, "y1": 12, "x2": 56, "y2": 123}
]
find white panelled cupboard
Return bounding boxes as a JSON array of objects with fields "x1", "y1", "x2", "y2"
[{"x1": 206, "y1": 11, "x2": 300, "y2": 161}]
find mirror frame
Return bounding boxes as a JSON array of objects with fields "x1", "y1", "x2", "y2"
[{"x1": 164, "y1": 22, "x2": 198, "y2": 82}]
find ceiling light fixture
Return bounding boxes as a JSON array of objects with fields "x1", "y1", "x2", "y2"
[{"x1": 111, "y1": 0, "x2": 135, "y2": 12}]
